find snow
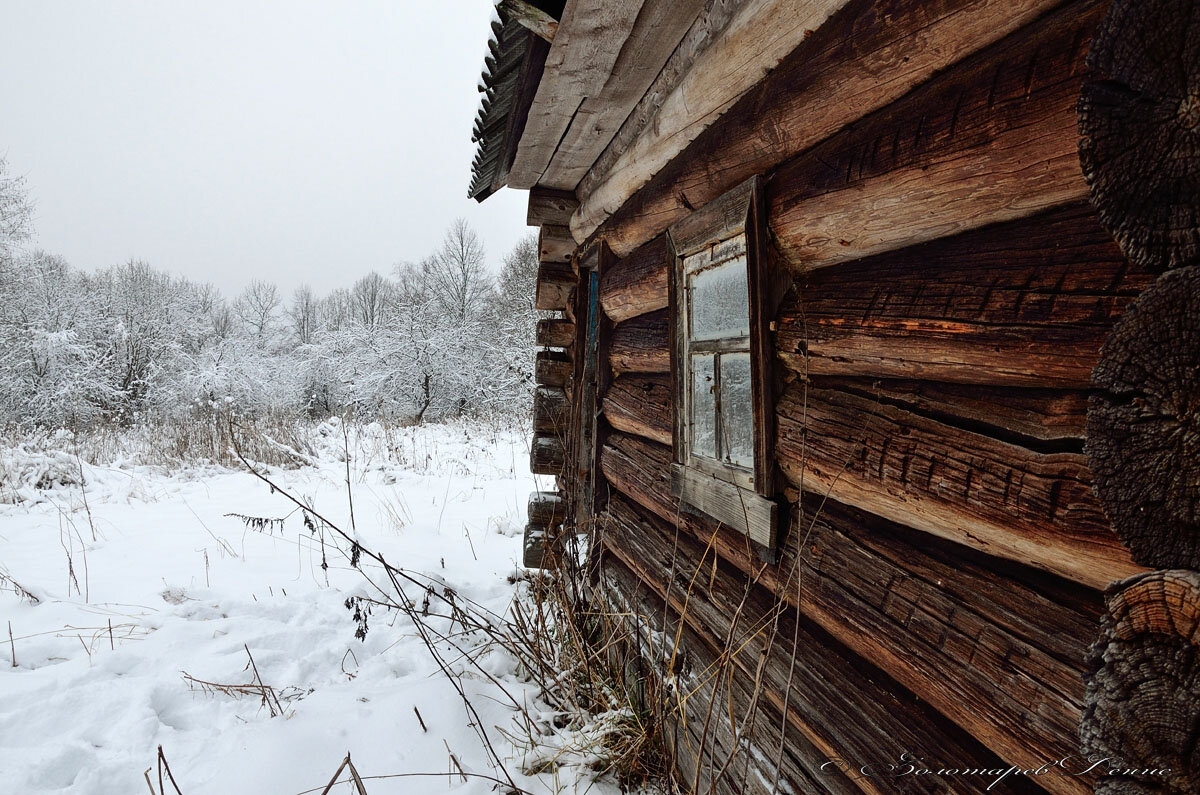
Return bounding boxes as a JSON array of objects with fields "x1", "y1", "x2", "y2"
[{"x1": 0, "y1": 421, "x2": 623, "y2": 794}]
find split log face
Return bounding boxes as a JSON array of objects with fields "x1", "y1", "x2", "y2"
[
  {"x1": 534, "y1": 350, "x2": 572, "y2": 387},
  {"x1": 535, "y1": 318, "x2": 575, "y2": 348},
  {"x1": 530, "y1": 433, "x2": 566, "y2": 476},
  {"x1": 1081, "y1": 570, "x2": 1200, "y2": 794},
  {"x1": 608, "y1": 309, "x2": 669, "y2": 374},
  {"x1": 600, "y1": 373, "x2": 671, "y2": 445},
  {"x1": 1079, "y1": 0, "x2": 1200, "y2": 272},
  {"x1": 532, "y1": 386, "x2": 569, "y2": 434},
  {"x1": 1086, "y1": 266, "x2": 1200, "y2": 569},
  {"x1": 527, "y1": 491, "x2": 565, "y2": 526}
]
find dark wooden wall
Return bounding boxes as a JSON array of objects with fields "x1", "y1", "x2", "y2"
[{"x1": 525, "y1": 0, "x2": 1200, "y2": 790}]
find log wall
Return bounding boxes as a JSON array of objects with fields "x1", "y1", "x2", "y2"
[{"x1": 517, "y1": 0, "x2": 1194, "y2": 789}]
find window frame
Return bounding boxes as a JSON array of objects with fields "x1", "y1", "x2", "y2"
[{"x1": 668, "y1": 176, "x2": 778, "y2": 553}]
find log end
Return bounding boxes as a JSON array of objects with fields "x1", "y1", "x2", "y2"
[
  {"x1": 1086, "y1": 266, "x2": 1200, "y2": 569},
  {"x1": 1081, "y1": 570, "x2": 1200, "y2": 794},
  {"x1": 1079, "y1": 0, "x2": 1200, "y2": 272}
]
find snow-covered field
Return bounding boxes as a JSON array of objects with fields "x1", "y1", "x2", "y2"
[{"x1": 0, "y1": 421, "x2": 620, "y2": 794}]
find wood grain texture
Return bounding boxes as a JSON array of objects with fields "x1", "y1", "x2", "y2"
[
  {"x1": 527, "y1": 490, "x2": 565, "y2": 526},
  {"x1": 597, "y1": 234, "x2": 670, "y2": 323},
  {"x1": 508, "y1": 0, "x2": 644, "y2": 189},
  {"x1": 600, "y1": 431, "x2": 1105, "y2": 790},
  {"x1": 774, "y1": 202, "x2": 1155, "y2": 388},
  {"x1": 538, "y1": 224, "x2": 575, "y2": 262},
  {"x1": 601, "y1": 494, "x2": 1039, "y2": 795},
  {"x1": 535, "y1": 350, "x2": 571, "y2": 387},
  {"x1": 535, "y1": 318, "x2": 575, "y2": 349},
  {"x1": 530, "y1": 432, "x2": 566, "y2": 475},
  {"x1": 1079, "y1": 0, "x2": 1200, "y2": 272},
  {"x1": 599, "y1": 558, "x2": 861, "y2": 795},
  {"x1": 774, "y1": 382, "x2": 1144, "y2": 589},
  {"x1": 1087, "y1": 266, "x2": 1200, "y2": 570},
  {"x1": 809, "y1": 377, "x2": 1089, "y2": 446},
  {"x1": 575, "y1": 0, "x2": 1080, "y2": 255},
  {"x1": 538, "y1": 0, "x2": 708, "y2": 190},
  {"x1": 535, "y1": 261, "x2": 575, "y2": 311},
  {"x1": 572, "y1": 0, "x2": 848, "y2": 245},
  {"x1": 766, "y1": 0, "x2": 1103, "y2": 272},
  {"x1": 533, "y1": 386, "x2": 569, "y2": 434},
  {"x1": 609, "y1": 309, "x2": 669, "y2": 374},
  {"x1": 526, "y1": 187, "x2": 579, "y2": 227},
  {"x1": 1081, "y1": 570, "x2": 1200, "y2": 794},
  {"x1": 600, "y1": 373, "x2": 671, "y2": 445}
]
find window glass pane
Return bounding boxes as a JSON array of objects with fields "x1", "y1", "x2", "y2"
[
  {"x1": 690, "y1": 353, "x2": 716, "y2": 459},
  {"x1": 688, "y1": 255, "x2": 749, "y2": 341},
  {"x1": 719, "y1": 352, "x2": 754, "y2": 468}
]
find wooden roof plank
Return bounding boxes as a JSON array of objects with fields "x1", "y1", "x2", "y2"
[
  {"x1": 506, "y1": 0, "x2": 646, "y2": 190},
  {"x1": 537, "y1": 0, "x2": 707, "y2": 191},
  {"x1": 571, "y1": 0, "x2": 849, "y2": 241}
]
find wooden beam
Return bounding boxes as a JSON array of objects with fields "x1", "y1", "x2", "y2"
[
  {"x1": 602, "y1": 494, "x2": 1055, "y2": 794},
  {"x1": 535, "y1": 318, "x2": 574, "y2": 348},
  {"x1": 507, "y1": 0, "x2": 644, "y2": 189},
  {"x1": 608, "y1": 309, "x2": 668, "y2": 374},
  {"x1": 774, "y1": 202, "x2": 1155, "y2": 388},
  {"x1": 670, "y1": 464, "x2": 775, "y2": 548},
  {"x1": 532, "y1": 385, "x2": 569, "y2": 434},
  {"x1": 600, "y1": 373, "x2": 671, "y2": 446},
  {"x1": 525, "y1": 187, "x2": 578, "y2": 227},
  {"x1": 597, "y1": 234, "x2": 670, "y2": 323},
  {"x1": 527, "y1": 491, "x2": 565, "y2": 526},
  {"x1": 1081, "y1": 570, "x2": 1200, "y2": 794},
  {"x1": 530, "y1": 433, "x2": 566, "y2": 475},
  {"x1": 1087, "y1": 266, "x2": 1200, "y2": 570},
  {"x1": 574, "y1": 0, "x2": 1094, "y2": 257},
  {"x1": 498, "y1": 0, "x2": 558, "y2": 43},
  {"x1": 534, "y1": 261, "x2": 574, "y2": 311},
  {"x1": 537, "y1": 224, "x2": 575, "y2": 262},
  {"x1": 534, "y1": 350, "x2": 571, "y2": 387},
  {"x1": 537, "y1": 0, "x2": 708, "y2": 190},
  {"x1": 572, "y1": 0, "x2": 849, "y2": 245},
  {"x1": 600, "y1": 435, "x2": 1106, "y2": 791},
  {"x1": 522, "y1": 524, "x2": 551, "y2": 568},
  {"x1": 774, "y1": 383, "x2": 1144, "y2": 589}
]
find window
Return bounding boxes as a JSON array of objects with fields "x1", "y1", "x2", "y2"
[{"x1": 669, "y1": 177, "x2": 778, "y2": 553}]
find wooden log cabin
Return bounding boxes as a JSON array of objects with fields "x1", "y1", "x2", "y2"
[{"x1": 469, "y1": 0, "x2": 1200, "y2": 792}]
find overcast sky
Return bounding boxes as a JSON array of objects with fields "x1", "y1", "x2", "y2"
[{"x1": 0, "y1": 0, "x2": 530, "y2": 296}]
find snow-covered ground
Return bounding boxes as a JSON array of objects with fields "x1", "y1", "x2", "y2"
[{"x1": 0, "y1": 420, "x2": 620, "y2": 794}]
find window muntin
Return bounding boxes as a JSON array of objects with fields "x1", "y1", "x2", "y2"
[{"x1": 681, "y1": 234, "x2": 754, "y2": 487}]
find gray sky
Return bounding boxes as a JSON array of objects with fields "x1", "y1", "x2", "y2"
[{"x1": 0, "y1": 0, "x2": 530, "y2": 296}]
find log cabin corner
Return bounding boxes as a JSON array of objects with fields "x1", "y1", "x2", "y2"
[{"x1": 470, "y1": 1, "x2": 1200, "y2": 792}]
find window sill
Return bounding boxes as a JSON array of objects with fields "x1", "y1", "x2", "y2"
[{"x1": 670, "y1": 463, "x2": 777, "y2": 549}]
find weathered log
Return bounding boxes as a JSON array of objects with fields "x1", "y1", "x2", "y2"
[
  {"x1": 538, "y1": 224, "x2": 575, "y2": 262},
  {"x1": 775, "y1": 202, "x2": 1155, "y2": 388},
  {"x1": 811, "y1": 377, "x2": 1089, "y2": 445},
  {"x1": 522, "y1": 524, "x2": 550, "y2": 568},
  {"x1": 527, "y1": 491, "x2": 565, "y2": 527},
  {"x1": 599, "y1": 374, "x2": 670, "y2": 446},
  {"x1": 600, "y1": 431, "x2": 1104, "y2": 789},
  {"x1": 1081, "y1": 570, "x2": 1200, "y2": 794},
  {"x1": 526, "y1": 187, "x2": 578, "y2": 227},
  {"x1": 535, "y1": 261, "x2": 575, "y2": 311},
  {"x1": 498, "y1": 0, "x2": 557, "y2": 43},
  {"x1": 576, "y1": 0, "x2": 1093, "y2": 256},
  {"x1": 768, "y1": 1, "x2": 1102, "y2": 272},
  {"x1": 532, "y1": 386, "x2": 569, "y2": 434},
  {"x1": 775, "y1": 382, "x2": 1142, "y2": 589},
  {"x1": 1078, "y1": 0, "x2": 1200, "y2": 272},
  {"x1": 597, "y1": 235, "x2": 670, "y2": 324},
  {"x1": 608, "y1": 309, "x2": 669, "y2": 374},
  {"x1": 529, "y1": 433, "x2": 565, "y2": 476},
  {"x1": 535, "y1": 318, "x2": 574, "y2": 349},
  {"x1": 602, "y1": 494, "x2": 1029, "y2": 795},
  {"x1": 1087, "y1": 266, "x2": 1200, "y2": 569},
  {"x1": 599, "y1": 557, "x2": 861, "y2": 795},
  {"x1": 534, "y1": 350, "x2": 571, "y2": 387}
]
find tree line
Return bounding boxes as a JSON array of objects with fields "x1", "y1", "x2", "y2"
[{"x1": 0, "y1": 156, "x2": 540, "y2": 430}]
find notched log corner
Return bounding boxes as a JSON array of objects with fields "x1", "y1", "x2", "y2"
[
  {"x1": 1081, "y1": 570, "x2": 1200, "y2": 795},
  {"x1": 1087, "y1": 266, "x2": 1200, "y2": 569},
  {"x1": 1079, "y1": 0, "x2": 1200, "y2": 271}
]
